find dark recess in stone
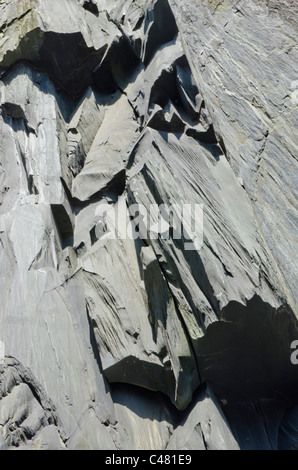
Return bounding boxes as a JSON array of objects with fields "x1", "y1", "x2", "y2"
[
  {"x1": 90, "y1": 226, "x2": 98, "y2": 245},
  {"x1": 279, "y1": 404, "x2": 298, "y2": 450},
  {"x1": 222, "y1": 399, "x2": 287, "y2": 450},
  {"x1": 28, "y1": 175, "x2": 38, "y2": 195},
  {"x1": 82, "y1": 0, "x2": 99, "y2": 15},
  {"x1": 186, "y1": 125, "x2": 218, "y2": 145},
  {"x1": 93, "y1": 37, "x2": 141, "y2": 94},
  {"x1": 197, "y1": 295, "x2": 298, "y2": 403},
  {"x1": 144, "y1": 0, "x2": 178, "y2": 65},
  {"x1": 149, "y1": 69, "x2": 178, "y2": 109},
  {"x1": 148, "y1": 109, "x2": 185, "y2": 133},
  {"x1": 1, "y1": 102, "x2": 26, "y2": 120},
  {"x1": 51, "y1": 204, "x2": 74, "y2": 248},
  {"x1": 37, "y1": 32, "x2": 106, "y2": 98},
  {"x1": 93, "y1": 61, "x2": 118, "y2": 95},
  {"x1": 175, "y1": 56, "x2": 199, "y2": 101}
]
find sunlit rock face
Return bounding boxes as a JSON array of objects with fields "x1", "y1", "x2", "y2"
[{"x1": 0, "y1": 0, "x2": 297, "y2": 450}]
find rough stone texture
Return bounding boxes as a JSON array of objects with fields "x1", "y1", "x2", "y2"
[
  {"x1": 0, "y1": 356, "x2": 65, "y2": 449},
  {"x1": 0, "y1": 0, "x2": 297, "y2": 450},
  {"x1": 169, "y1": 0, "x2": 298, "y2": 310},
  {"x1": 167, "y1": 385, "x2": 239, "y2": 450}
]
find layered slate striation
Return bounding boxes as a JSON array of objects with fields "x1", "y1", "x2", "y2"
[{"x1": 0, "y1": 0, "x2": 297, "y2": 450}]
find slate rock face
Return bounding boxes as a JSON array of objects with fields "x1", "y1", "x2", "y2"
[
  {"x1": 0, "y1": 357, "x2": 65, "y2": 449},
  {"x1": 0, "y1": 0, "x2": 297, "y2": 450}
]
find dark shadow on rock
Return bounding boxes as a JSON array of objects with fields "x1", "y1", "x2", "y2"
[
  {"x1": 93, "y1": 36, "x2": 141, "y2": 94},
  {"x1": 197, "y1": 295, "x2": 298, "y2": 403},
  {"x1": 186, "y1": 125, "x2": 218, "y2": 146},
  {"x1": 144, "y1": 0, "x2": 179, "y2": 66},
  {"x1": 82, "y1": 0, "x2": 99, "y2": 16},
  {"x1": 221, "y1": 398, "x2": 288, "y2": 450},
  {"x1": 37, "y1": 31, "x2": 106, "y2": 99},
  {"x1": 51, "y1": 204, "x2": 74, "y2": 249}
]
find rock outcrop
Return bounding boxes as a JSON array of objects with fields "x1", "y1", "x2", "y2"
[{"x1": 0, "y1": 0, "x2": 297, "y2": 450}]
